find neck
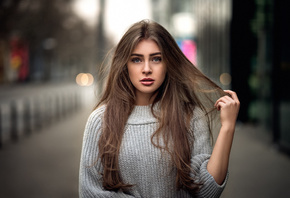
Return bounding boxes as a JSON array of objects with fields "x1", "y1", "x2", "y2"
[{"x1": 135, "y1": 92, "x2": 157, "y2": 106}]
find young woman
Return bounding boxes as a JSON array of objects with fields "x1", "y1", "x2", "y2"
[{"x1": 79, "y1": 20, "x2": 240, "y2": 198}]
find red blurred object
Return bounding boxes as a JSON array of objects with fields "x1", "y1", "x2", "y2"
[{"x1": 10, "y1": 37, "x2": 29, "y2": 81}]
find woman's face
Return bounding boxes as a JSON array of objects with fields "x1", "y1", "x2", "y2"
[{"x1": 127, "y1": 39, "x2": 166, "y2": 105}]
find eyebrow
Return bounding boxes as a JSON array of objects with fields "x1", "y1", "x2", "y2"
[{"x1": 130, "y1": 52, "x2": 161, "y2": 57}]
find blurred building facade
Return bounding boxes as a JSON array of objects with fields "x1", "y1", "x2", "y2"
[
  {"x1": 231, "y1": 0, "x2": 290, "y2": 153},
  {"x1": 151, "y1": 0, "x2": 290, "y2": 153},
  {"x1": 0, "y1": 0, "x2": 289, "y2": 153},
  {"x1": 0, "y1": 0, "x2": 98, "y2": 84}
]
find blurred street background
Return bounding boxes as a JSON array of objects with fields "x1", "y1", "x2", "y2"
[{"x1": 0, "y1": 0, "x2": 290, "y2": 197}]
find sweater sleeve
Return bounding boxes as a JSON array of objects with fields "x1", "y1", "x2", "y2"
[
  {"x1": 190, "y1": 108, "x2": 228, "y2": 198},
  {"x1": 79, "y1": 107, "x2": 134, "y2": 198}
]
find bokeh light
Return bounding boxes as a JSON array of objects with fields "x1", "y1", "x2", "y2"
[
  {"x1": 220, "y1": 73, "x2": 232, "y2": 86},
  {"x1": 76, "y1": 73, "x2": 94, "y2": 86}
]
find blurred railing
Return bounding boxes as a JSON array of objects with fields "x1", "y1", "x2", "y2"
[{"x1": 0, "y1": 83, "x2": 84, "y2": 148}]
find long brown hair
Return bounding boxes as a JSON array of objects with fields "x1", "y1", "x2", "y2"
[{"x1": 96, "y1": 20, "x2": 225, "y2": 193}]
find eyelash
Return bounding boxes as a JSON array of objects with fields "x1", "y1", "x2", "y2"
[
  {"x1": 131, "y1": 58, "x2": 141, "y2": 63},
  {"x1": 131, "y1": 57, "x2": 162, "y2": 63},
  {"x1": 152, "y1": 57, "x2": 162, "y2": 62}
]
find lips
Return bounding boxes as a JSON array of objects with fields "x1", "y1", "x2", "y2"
[{"x1": 140, "y1": 78, "x2": 154, "y2": 85}]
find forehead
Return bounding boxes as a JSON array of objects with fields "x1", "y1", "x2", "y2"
[{"x1": 132, "y1": 39, "x2": 160, "y2": 53}]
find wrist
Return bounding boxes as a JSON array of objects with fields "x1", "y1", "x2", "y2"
[{"x1": 220, "y1": 123, "x2": 236, "y2": 133}]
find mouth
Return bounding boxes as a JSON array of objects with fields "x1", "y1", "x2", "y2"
[{"x1": 140, "y1": 78, "x2": 154, "y2": 85}]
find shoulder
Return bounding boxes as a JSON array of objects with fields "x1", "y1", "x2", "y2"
[
  {"x1": 190, "y1": 106, "x2": 210, "y2": 132},
  {"x1": 89, "y1": 105, "x2": 106, "y2": 119},
  {"x1": 190, "y1": 107, "x2": 213, "y2": 153},
  {"x1": 85, "y1": 105, "x2": 106, "y2": 131},
  {"x1": 81, "y1": 105, "x2": 106, "y2": 167},
  {"x1": 82, "y1": 105, "x2": 106, "y2": 145},
  {"x1": 88, "y1": 105, "x2": 106, "y2": 122}
]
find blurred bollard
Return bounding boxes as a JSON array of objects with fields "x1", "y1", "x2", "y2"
[
  {"x1": 67, "y1": 92, "x2": 73, "y2": 113},
  {"x1": 74, "y1": 90, "x2": 81, "y2": 111},
  {"x1": 23, "y1": 98, "x2": 32, "y2": 134},
  {"x1": 0, "y1": 103, "x2": 12, "y2": 147},
  {"x1": 0, "y1": 83, "x2": 84, "y2": 148},
  {"x1": 33, "y1": 98, "x2": 39, "y2": 129},
  {"x1": 10, "y1": 99, "x2": 26, "y2": 141},
  {"x1": 55, "y1": 93, "x2": 61, "y2": 119},
  {"x1": 66, "y1": 90, "x2": 77, "y2": 114},
  {"x1": 63, "y1": 92, "x2": 69, "y2": 116},
  {"x1": 10, "y1": 101, "x2": 17, "y2": 140},
  {"x1": 42, "y1": 95, "x2": 50, "y2": 125},
  {"x1": 33, "y1": 96, "x2": 42, "y2": 130},
  {"x1": 43, "y1": 94, "x2": 53, "y2": 124},
  {"x1": 58, "y1": 92, "x2": 65, "y2": 118},
  {"x1": 48, "y1": 94, "x2": 57, "y2": 123},
  {"x1": 30, "y1": 98, "x2": 36, "y2": 131}
]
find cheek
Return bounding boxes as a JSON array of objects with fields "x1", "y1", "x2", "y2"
[
  {"x1": 161, "y1": 68, "x2": 167, "y2": 81},
  {"x1": 128, "y1": 67, "x2": 138, "y2": 83}
]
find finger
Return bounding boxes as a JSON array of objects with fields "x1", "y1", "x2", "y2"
[
  {"x1": 224, "y1": 90, "x2": 237, "y2": 99},
  {"x1": 216, "y1": 101, "x2": 226, "y2": 111},
  {"x1": 224, "y1": 90, "x2": 239, "y2": 101},
  {"x1": 215, "y1": 96, "x2": 232, "y2": 107}
]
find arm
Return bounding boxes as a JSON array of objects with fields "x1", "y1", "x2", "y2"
[
  {"x1": 207, "y1": 90, "x2": 240, "y2": 185},
  {"x1": 79, "y1": 107, "x2": 134, "y2": 198},
  {"x1": 190, "y1": 108, "x2": 228, "y2": 198}
]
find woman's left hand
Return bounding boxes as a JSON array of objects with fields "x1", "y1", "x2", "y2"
[
  {"x1": 208, "y1": 90, "x2": 240, "y2": 184},
  {"x1": 214, "y1": 90, "x2": 240, "y2": 130}
]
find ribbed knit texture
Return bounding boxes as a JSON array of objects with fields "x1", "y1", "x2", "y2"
[{"x1": 79, "y1": 105, "x2": 228, "y2": 198}]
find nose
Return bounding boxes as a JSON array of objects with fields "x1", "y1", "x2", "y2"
[{"x1": 142, "y1": 61, "x2": 152, "y2": 75}]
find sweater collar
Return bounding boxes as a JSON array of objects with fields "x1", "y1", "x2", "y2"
[{"x1": 127, "y1": 104, "x2": 159, "y2": 125}]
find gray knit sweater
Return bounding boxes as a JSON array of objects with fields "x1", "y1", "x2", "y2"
[{"x1": 79, "y1": 105, "x2": 228, "y2": 198}]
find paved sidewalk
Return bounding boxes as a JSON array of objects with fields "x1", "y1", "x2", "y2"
[
  {"x1": 0, "y1": 95, "x2": 289, "y2": 197},
  {"x1": 0, "y1": 101, "x2": 92, "y2": 198},
  {"x1": 0, "y1": 84, "x2": 96, "y2": 198},
  {"x1": 221, "y1": 124, "x2": 290, "y2": 198}
]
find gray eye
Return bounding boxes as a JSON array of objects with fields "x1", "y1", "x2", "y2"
[
  {"x1": 132, "y1": 58, "x2": 141, "y2": 63},
  {"x1": 152, "y1": 57, "x2": 162, "y2": 62}
]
